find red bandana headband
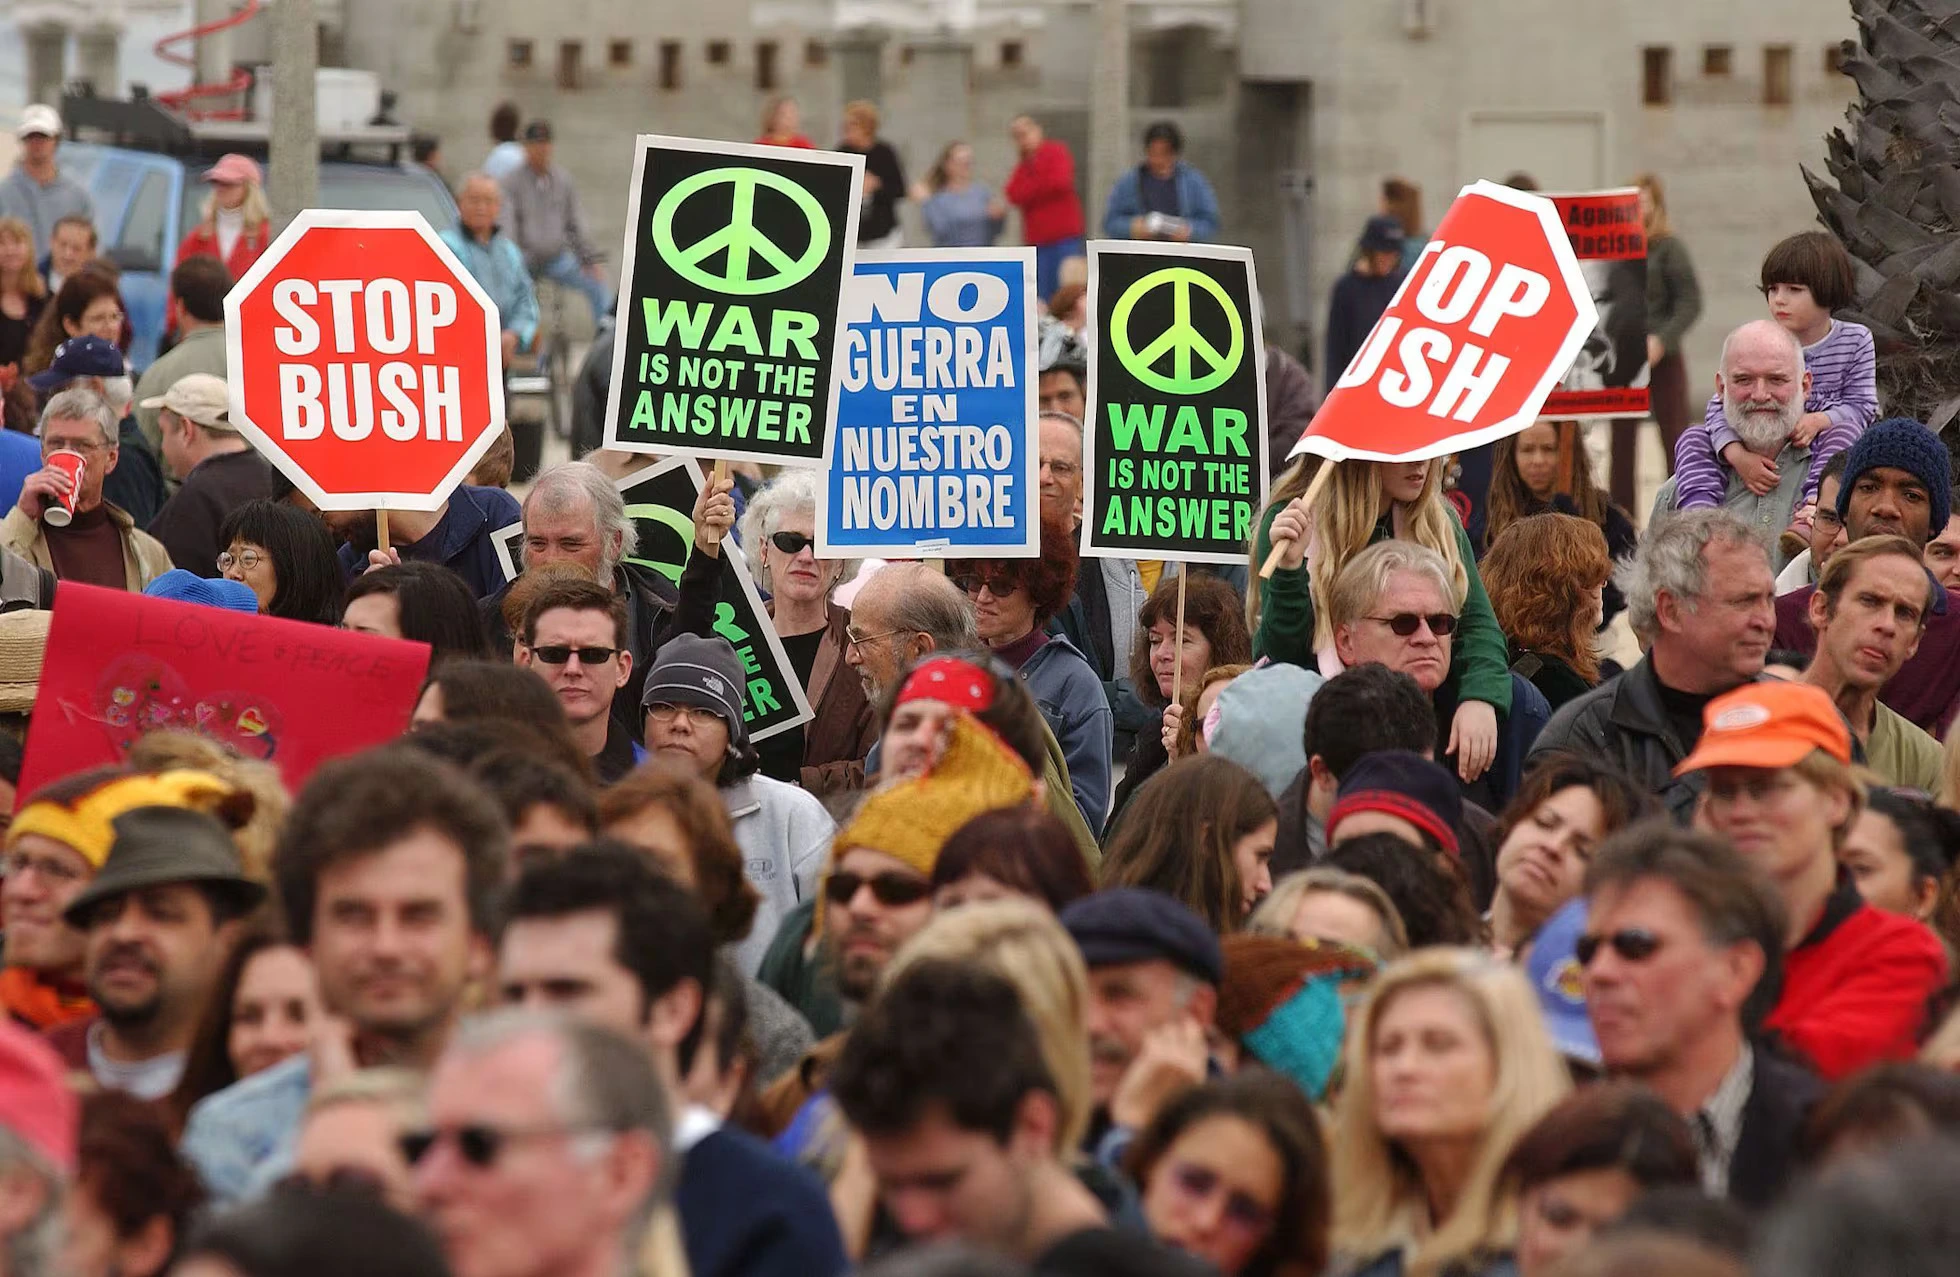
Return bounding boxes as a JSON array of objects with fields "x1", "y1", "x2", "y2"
[{"x1": 894, "y1": 657, "x2": 995, "y2": 712}]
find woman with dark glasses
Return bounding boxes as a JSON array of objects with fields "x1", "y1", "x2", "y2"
[
  {"x1": 737, "y1": 472, "x2": 876, "y2": 787},
  {"x1": 947, "y1": 517, "x2": 1112, "y2": 836},
  {"x1": 1129, "y1": 1070, "x2": 1330, "y2": 1277}
]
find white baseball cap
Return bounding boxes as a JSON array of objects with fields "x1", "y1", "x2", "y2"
[
  {"x1": 16, "y1": 105, "x2": 60, "y2": 140},
  {"x1": 139, "y1": 374, "x2": 234, "y2": 431}
]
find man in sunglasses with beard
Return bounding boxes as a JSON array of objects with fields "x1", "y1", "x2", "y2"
[
  {"x1": 1326, "y1": 539, "x2": 1551, "y2": 813},
  {"x1": 1580, "y1": 821, "x2": 1822, "y2": 1210}
]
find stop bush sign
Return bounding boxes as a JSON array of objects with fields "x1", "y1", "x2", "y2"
[
  {"x1": 225, "y1": 210, "x2": 505, "y2": 511},
  {"x1": 1291, "y1": 181, "x2": 1596, "y2": 463}
]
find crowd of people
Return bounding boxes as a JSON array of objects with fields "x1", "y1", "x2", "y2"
[{"x1": 0, "y1": 94, "x2": 1951, "y2": 1277}]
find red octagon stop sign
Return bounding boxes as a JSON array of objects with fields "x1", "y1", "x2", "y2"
[
  {"x1": 225, "y1": 210, "x2": 505, "y2": 511},
  {"x1": 1291, "y1": 181, "x2": 1596, "y2": 463}
]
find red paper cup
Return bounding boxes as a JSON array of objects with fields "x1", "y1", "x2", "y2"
[{"x1": 43, "y1": 450, "x2": 84, "y2": 528}]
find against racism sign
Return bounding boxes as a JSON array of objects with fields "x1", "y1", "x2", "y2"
[
  {"x1": 225, "y1": 210, "x2": 505, "y2": 511},
  {"x1": 1082, "y1": 241, "x2": 1268, "y2": 566},
  {"x1": 1542, "y1": 188, "x2": 1649, "y2": 419},
  {"x1": 492, "y1": 457, "x2": 813, "y2": 743},
  {"x1": 604, "y1": 135, "x2": 863, "y2": 467},
  {"x1": 1292, "y1": 181, "x2": 1596, "y2": 462},
  {"x1": 21, "y1": 584, "x2": 431, "y2": 803},
  {"x1": 821, "y1": 249, "x2": 1040, "y2": 558}
]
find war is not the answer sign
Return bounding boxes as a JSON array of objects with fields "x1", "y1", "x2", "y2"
[{"x1": 604, "y1": 135, "x2": 863, "y2": 467}]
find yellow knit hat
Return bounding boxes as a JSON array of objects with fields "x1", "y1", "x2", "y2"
[
  {"x1": 8, "y1": 770, "x2": 240, "y2": 869},
  {"x1": 832, "y1": 713, "x2": 1035, "y2": 880}
]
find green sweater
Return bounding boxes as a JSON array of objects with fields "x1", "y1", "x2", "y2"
[{"x1": 1251, "y1": 503, "x2": 1513, "y2": 713}]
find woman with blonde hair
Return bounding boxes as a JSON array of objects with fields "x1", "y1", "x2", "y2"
[
  {"x1": 0, "y1": 217, "x2": 47, "y2": 368},
  {"x1": 755, "y1": 97, "x2": 813, "y2": 148},
  {"x1": 175, "y1": 154, "x2": 272, "y2": 280},
  {"x1": 1254, "y1": 456, "x2": 1511, "y2": 783},
  {"x1": 1246, "y1": 866, "x2": 1409, "y2": 960},
  {"x1": 1331, "y1": 948, "x2": 1571, "y2": 1277}
]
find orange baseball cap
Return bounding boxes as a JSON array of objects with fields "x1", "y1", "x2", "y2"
[{"x1": 1673, "y1": 681, "x2": 1851, "y2": 776}]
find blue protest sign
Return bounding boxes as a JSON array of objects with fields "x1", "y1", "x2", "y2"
[{"x1": 818, "y1": 248, "x2": 1039, "y2": 558}]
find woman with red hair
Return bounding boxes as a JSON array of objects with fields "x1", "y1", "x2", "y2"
[
  {"x1": 948, "y1": 518, "x2": 1112, "y2": 835},
  {"x1": 1480, "y1": 512, "x2": 1613, "y2": 712}
]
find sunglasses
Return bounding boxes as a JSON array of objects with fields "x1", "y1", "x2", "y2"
[
  {"x1": 825, "y1": 870, "x2": 932, "y2": 908},
  {"x1": 398, "y1": 1122, "x2": 597, "y2": 1169},
  {"x1": 1364, "y1": 612, "x2": 1458, "y2": 637},
  {"x1": 770, "y1": 530, "x2": 815, "y2": 555},
  {"x1": 1167, "y1": 1163, "x2": 1275, "y2": 1235},
  {"x1": 1575, "y1": 927, "x2": 1664, "y2": 967},
  {"x1": 529, "y1": 644, "x2": 618, "y2": 666},
  {"x1": 953, "y1": 573, "x2": 1020, "y2": 598}
]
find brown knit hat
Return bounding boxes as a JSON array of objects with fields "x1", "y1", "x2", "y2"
[{"x1": 1217, "y1": 934, "x2": 1378, "y2": 1040}]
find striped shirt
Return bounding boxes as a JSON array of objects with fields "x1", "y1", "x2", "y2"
[
  {"x1": 1692, "y1": 1044, "x2": 1755, "y2": 1197},
  {"x1": 1673, "y1": 319, "x2": 1878, "y2": 513}
]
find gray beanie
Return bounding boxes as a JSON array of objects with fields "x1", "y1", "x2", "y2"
[
  {"x1": 1207, "y1": 662, "x2": 1325, "y2": 798},
  {"x1": 640, "y1": 633, "x2": 750, "y2": 753}
]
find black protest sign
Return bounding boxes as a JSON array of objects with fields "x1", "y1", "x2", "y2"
[
  {"x1": 489, "y1": 458, "x2": 814, "y2": 743},
  {"x1": 1081, "y1": 242, "x2": 1268, "y2": 566},
  {"x1": 604, "y1": 135, "x2": 864, "y2": 468}
]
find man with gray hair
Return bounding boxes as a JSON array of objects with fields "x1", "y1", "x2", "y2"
[
  {"x1": 3, "y1": 388, "x2": 172, "y2": 590},
  {"x1": 488, "y1": 459, "x2": 732, "y2": 729},
  {"x1": 26, "y1": 334, "x2": 168, "y2": 526},
  {"x1": 1325, "y1": 539, "x2": 1550, "y2": 812},
  {"x1": 1532, "y1": 508, "x2": 1777, "y2": 819},
  {"x1": 1661, "y1": 319, "x2": 1818, "y2": 562},
  {"x1": 411, "y1": 1010, "x2": 675, "y2": 1277}
]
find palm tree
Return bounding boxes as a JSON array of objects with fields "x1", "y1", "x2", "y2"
[{"x1": 1805, "y1": 0, "x2": 1960, "y2": 433}]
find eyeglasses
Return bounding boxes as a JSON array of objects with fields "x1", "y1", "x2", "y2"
[
  {"x1": 846, "y1": 624, "x2": 905, "y2": 651},
  {"x1": 40, "y1": 437, "x2": 106, "y2": 458},
  {"x1": 954, "y1": 573, "x2": 1020, "y2": 598},
  {"x1": 529, "y1": 644, "x2": 619, "y2": 666},
  {"x1": 2, "y1": 850, "x2": 84, "y2": 885},
  {"x1": 1166, "y1": 1163, "x2": 1275, "y2": 1235},
  {"x1": 645, "y1": 703, "x2": 723, "y2": 727},
  {"x1": 1363, "y1": 612, "x2": 1458, "y2": 637},
  {"x1": 770, "y1": 530, "x2": 815, "y2": 555},
  {"x1": 1575, "y1": 927, "x2": 1664, "y2": 967},
  {"x1": 1039, "y1": 458, "x2": 1080, "y2": 478},
  {"x1": 216, "y1": 549, "x2": 264, "y2": 574},
  {"x1": 825, "y1": 870, "x2": 932, "y2": 908},
  {"x1": 398, "y1": 1122, "x2": 603, "y2": 1169}
]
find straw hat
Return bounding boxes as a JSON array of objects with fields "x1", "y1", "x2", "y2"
[{"x1": 0, "y1": 611, "x2": 51, "y2": 714}]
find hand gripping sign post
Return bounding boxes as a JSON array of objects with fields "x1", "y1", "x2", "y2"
[
  {"x1": 1264, "y1": 181, "x2": 1597, "y2": 576},
  {"x1": 225, "y1": 210, "x2": 505, "y2": 549},
  {"x1": 820, "y1": 248, "x2": 1040, "y2": 559},
  {"x1": 490, "y1": 456, "x2": 815, "y2": 744},
  {"x1": 1083, "y1": 240, "x2": 1268, "y2": 704},
  {"x1": 604, "y1": 135, "x2": 863, "y2": 472}
]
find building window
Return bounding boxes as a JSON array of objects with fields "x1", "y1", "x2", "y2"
[
  {"x1": 1702, "y1": 45, "x2": 1731, "y2": 76},
  {"x1": 557, "y1": 40, "x2": 581, "y2": 89},
  {"x1": 756, "y1": 41, "x2": 778, "y2": 90},
  {"x1": 507, "y1": 39, "x2": 533, "y2": 69},
  {"x1": 609, "y1": 39, "x2": 631, "y2": 67},
  {"x1": 1642, "y1": 46, "x2": 1672, "y2": 106},
  {"x1": 1824, "y1": 42, "x2": 1846, "y2": 75},
  {"x1": 1001, "y1": 40, "x2": 1024, "y2": 68},
  {"x1": 805, "y1": 39, "x2": 828, "y2": 67},
  {"x1": 659, "y1": 40, "x2": 681, "y2": 90},
  {"x1": 706, "y1": 40, "x2": 731, "y2": 65},
  {"x1": 1764, "y1": 44, "x2": 1793, "y2": 105}
]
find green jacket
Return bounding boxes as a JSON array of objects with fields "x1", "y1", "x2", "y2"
[{"x1": 1251, "y1": 503, "x2": 1513, "y2": 713}]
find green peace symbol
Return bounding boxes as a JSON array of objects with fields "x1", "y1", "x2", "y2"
[
  {"x1": 651, "y1": 166, "x2": 831, "y2": 296},
  {"x1": 1110, "y1": 266, "x2": 1244, "y2": 395}
]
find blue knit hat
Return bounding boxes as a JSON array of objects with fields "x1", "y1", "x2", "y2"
[
  {"x1": 142, "y1": 569, "x2": 260, "y2": 615},
  {"x1": 1835, "y1": 418, "x2": 1953, "y2": 535}
]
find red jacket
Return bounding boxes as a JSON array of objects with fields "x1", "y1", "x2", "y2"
[
  {"x1": 172, "y1": 220, "x2": 271, "y2": 333},
  {"x1": 1768, "y1": 877, "x2": 1948, "y2": 1080},
  {"x1": 1004, "y1": 139, "x2": 1085, "y2": 247}
]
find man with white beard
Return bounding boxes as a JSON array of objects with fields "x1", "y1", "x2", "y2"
[{"x1": 1658, "y1": 320, "x2": 1814, "y2": 560}]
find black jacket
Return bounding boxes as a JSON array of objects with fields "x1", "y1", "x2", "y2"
[
  {"x1": 483, "y1": 549, "x2": 721, "y2": 736},
  {"x1": 1730, "y1": 1047, "x2": 1827, "y2": 1211},
  {"x1": 1530, "y1": 657, "x2": 1718, "y2": 823}
]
